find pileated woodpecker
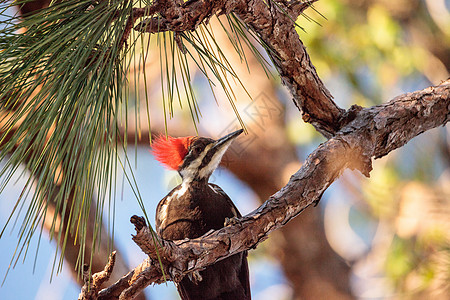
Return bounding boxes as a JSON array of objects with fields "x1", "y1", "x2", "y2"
[{"x1": 152, "y1": 129, "x2": 251, "y2": 300}]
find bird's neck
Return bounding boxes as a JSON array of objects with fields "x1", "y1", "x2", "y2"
[
  {"x1": 174, "y1": 174, "x2": 209, "y2": 200},
  {"x1": 180, "y1": 174, "x2": 209, "y2": 187},
  {"x1": 179, "y1": 167, "x2": 212, "y2": 187}
]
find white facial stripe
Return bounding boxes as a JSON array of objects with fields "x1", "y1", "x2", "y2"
[
  {"x1": 180, "y1": 144, "x2": 213, "y2": 182},
  {"x1": 198, "y1": 142, "x2": 231, "y2": 179}
]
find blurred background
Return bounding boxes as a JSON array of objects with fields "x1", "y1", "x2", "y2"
[{"x1": 1, "y1": 0, "x2": 450, "y2": 299}]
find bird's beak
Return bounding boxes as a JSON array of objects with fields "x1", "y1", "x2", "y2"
[{"x1": 213, "y1": 129, "x2": 243, "y2": 150}]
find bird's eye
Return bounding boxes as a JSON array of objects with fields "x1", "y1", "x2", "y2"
[{"x1": 192, "y1": 146, "x2": 201, "y2": 155}]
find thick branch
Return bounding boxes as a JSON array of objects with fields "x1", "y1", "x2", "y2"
[
  {"x1": 232, "y1": 0, "x2": 345, "y2": 137},
  {"x1": 93, "y1": 80, "x2": 450, "y2": 299},
  {"x1": 134, "y1": 0, "x2": 229, "y2": 33}
]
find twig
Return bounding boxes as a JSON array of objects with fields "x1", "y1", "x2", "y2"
[
  {"x1": 78, "y1": 252, "x2": 117, "y2": 300},
  {"x1": 118, "y1": 3, "x2": 164, "y2": 50}
]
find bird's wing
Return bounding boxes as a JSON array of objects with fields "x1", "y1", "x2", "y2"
[
  {"x1": 240, "y1": 251, "x2": 252, "y2": 300},
  {"x1": 208, "y1": 183, "x2": 242, "y2": 217}
]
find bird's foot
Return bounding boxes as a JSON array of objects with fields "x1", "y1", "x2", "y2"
[
  {"x1": 188, "y1": 270, "x2": 203, "y2": 284},
  {"x1": 224, "y1": 216, "x2": 241, "y2": 227}
]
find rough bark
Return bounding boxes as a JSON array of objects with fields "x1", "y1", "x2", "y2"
[
  {"x1": 232, "y1": 1, "x2": 345, "y2": 137},
  {"x1": 79, "y1": 252, "x2": 117, "y2": 300}
]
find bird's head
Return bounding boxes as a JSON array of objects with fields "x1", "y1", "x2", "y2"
[{"x1": 152, "y1": 129, "x2": 243, "y2": 182}]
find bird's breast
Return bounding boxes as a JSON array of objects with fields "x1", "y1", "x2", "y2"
[{"x1": 156, "y1": 183, "x2": 237, "y2": 240}]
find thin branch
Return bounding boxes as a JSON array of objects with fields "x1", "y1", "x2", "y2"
[
  {"x1": 289, "y1": 0, "x2": 319, "y2": 18},
  {"x1": 97, "y1": 268, "x2": 138, "y2": 300},
  {"x1": 119, "y1": 3, "x2": 164, "y2": 50},
  {"x1": 97, "y1": 258, "x2": 164, "y2": 300},
  {"x1": 78, "y1": 251, "x2": 116, "y2": 300}
]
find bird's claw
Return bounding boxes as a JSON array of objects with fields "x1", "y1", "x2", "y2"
[
  {"x1": 188, "y1": 270, "x2": 203, "y2": 284},
  {"x1": 224, "y1": 216, "x2": 241, "y2": 227}
]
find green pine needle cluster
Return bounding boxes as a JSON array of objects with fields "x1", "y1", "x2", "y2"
[{"x1": 0, "y1": 0, "x2": 134, "y2": 276}]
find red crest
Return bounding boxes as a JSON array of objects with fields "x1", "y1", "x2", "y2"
[{"x1": 151, "y1": 135, "x2": 193, "y2": 170}]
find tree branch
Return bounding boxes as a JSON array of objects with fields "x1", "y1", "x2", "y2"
[
  {"x1": 232, "y1": 0, "x2": 345, "y2": 137},
  {"x1": 79, "y1": 252, "x2": 116, "y2": 300},
  {"x1": 89, "y1": 80, "x2": 450, "y2": 299},
  {"x1": 119, "y1": 4, "x2": 164, "y2": 50}
]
